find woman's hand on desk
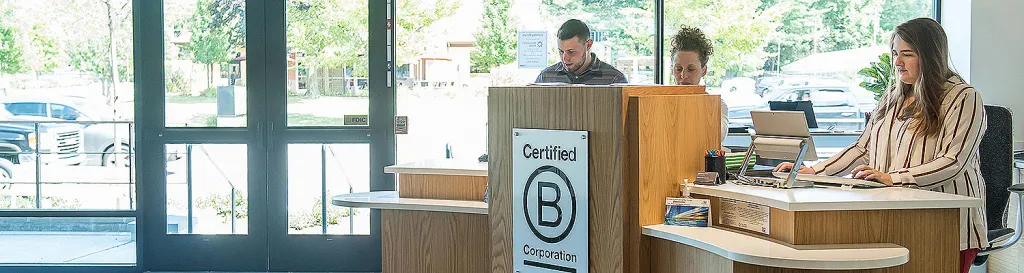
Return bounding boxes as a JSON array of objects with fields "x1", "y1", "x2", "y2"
[
  {"x1": 773, "y1": 163, "x2": 815, "y2": 174},
  {"x1": 852, "y1": 165, "x2": 894, "y2": 186}
]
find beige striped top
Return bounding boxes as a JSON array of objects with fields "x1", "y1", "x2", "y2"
[{"x1": 811, "y1": 76, "x2": 988, "y2": 250}]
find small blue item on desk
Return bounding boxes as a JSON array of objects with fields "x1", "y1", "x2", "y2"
[{"x1": 665, "y1": 197, "x2": 710, "y2": 227}]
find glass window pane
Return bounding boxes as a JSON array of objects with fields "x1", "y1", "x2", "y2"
[
  {"x1": 288, "y1": 144, "x2": 370, "y2": 235},
  {"x1": 285, "y1": 0, "x2": 370, "y2": 127},
  {"x1": 0, "y1": 217, "x2": 136, "y2": 265},
  {"x1": 396, "y1": 0, "x2": 655, "y2": 162},
  {"x1": 666, "y1": 0, "x2": 934, "y2": 152},
  {"x1": 166, "y1": 144, "x2": 248, "y2": 235},
  {"x1": 164, "y1": 0, "x2": 247, "y2": 127},
  {"x1": 6, "y1": 103, "x2": 46, "y2": 117}
]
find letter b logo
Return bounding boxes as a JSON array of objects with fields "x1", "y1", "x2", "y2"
[
  {"x1": 537, "y1": 182, "x2": 562, "y2": 227},
  {"x1": 523, "y1": 166, "x2": 577, "y2": 243}
]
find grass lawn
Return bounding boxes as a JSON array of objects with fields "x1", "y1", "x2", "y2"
[
  {"x1": 188, "y1": 113, "x2": 345, "y2": 127},
  {"x1": 167, "y1": 95, "x2": 217, "y2": 104}
]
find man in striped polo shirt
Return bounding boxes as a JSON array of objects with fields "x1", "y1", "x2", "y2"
[{"x1": 534, "y1": 19, "x2": 628, "y2": 85}]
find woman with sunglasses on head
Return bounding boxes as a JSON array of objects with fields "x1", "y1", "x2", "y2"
[{"x1": 775, "y1": 18, "x2": 988, "y2": 273}]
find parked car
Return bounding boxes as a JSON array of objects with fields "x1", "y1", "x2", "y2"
[
  {"x1": 755, "y1": 76, "x2": 847, "y2": 96},
  {"x1": 2, "y1": 96, "x2": 179, "y2": 166},
  {"x1": 754, "y1": 76, "x2": 785, "y2": 96},
  {"x1": 728, "y1": 85, "x2": 878, "y2": 132},
  {"x1": 0, "y1": 108, "x2": 86, "y2": 173},
  {"x1": 721, "y1": 77, "x2": 756, "y2": 94}
]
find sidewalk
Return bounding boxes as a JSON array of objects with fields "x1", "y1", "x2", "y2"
[{"x1": 0, "y1": 232, "x2": 136, "y2": 264}]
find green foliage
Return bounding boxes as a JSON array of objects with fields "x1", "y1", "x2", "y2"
[
  {"x1": 395, "y1": 0, "x2": 459, "y2": 66},
  {"x1": 664, "y1": 0, "x2": 778, "y2": 86},
  {"x1": 880, "y1": 0, "x2": 933, "y2": 31},
  {"x1": 200, "y1": 87, "x2": 217, "y2": 97},
  {"x1": 0, "y1": 195, "x2": 82, "y2": 209},
  {"x1": 287, "y1": 0, "x2": 369, "y2": 76},
  {"x1": 542, "y1": 0, "x2": 654, "y2": 57},
  {"x1": 66, "y1": 39, "x2": 132, "y2": 80},
  {"x1": 470, "y1": 0, "x2": 517, "y2": 73},
  {"x1": 67, "y1": 40, "x2": 107, "y2": 76},
  {"x1": 187, "y1": 0, "x2": 232, "y2": 67},
  {"x1": 204, "y1": 0, "x2": 246, "y2": 49},
  {"x1": 197, "y1": 189, "x2": 248, "y2": 222},
  {"x1": 288, "y1": 195, "x2": 357, "y2": 231},
  {"x1": 765, "y1": 0, "x2": 930, "y2": 68},
  {"x1": 858, "y1": 52, "x2": 891, "y2": 100},
  {"x1": 0, "y1": 8, "x2": 23, "y2": 75},
  {"x1": 166, "y1": 69, "x2": 191, "y2": 95},
  {"x1": 25, "y1": 24, "x2": 60, "y2": 73}
]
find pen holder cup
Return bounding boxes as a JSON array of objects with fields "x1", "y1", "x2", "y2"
[{"x1": 705, "y1": 156, "x2": 727, "y2": 184}]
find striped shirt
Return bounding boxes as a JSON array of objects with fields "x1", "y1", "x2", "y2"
[
  {"x1": 811, "y1": 76, "x2": 988, "y2": 250},
  {"x1": 535, "y1": 53, "x2": 628, "y2": 85}
]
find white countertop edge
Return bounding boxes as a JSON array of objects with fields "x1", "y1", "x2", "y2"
[
  {"x1": 692, "y1": 184, "x2": 983, "y2": 211},
  {"x1": 383, "y1": 166, "x2": 488, "y2": 177},
  {"x1": 643, "y1": 225, "x2": 909, "y2": 270},
  {"x1": 331, "y1": 191, "x2": 488, "y2": 215}
]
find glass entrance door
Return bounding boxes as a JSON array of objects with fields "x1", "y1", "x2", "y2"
[{"x1": 140, "y1": 0, "x2": 390, "y2": 271}]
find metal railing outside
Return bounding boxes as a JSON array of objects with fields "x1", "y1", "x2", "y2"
[
  {"x1": 180, "y1": 144, "x2": 358, "y2": 235},
  {"x1": 0, "y1": 120, "x2": 135, "y2": 210}
]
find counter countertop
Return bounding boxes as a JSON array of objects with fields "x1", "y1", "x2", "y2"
[
  {"x1": 331, "y1": 191, "x2": 487, "y2": 215},
  {"x1": 689, "y1": 182, "x2": 983, "y2": 211},
  {"x1": 383, "y1": 159, "x2": 488, "y2": 176},
  {"x1": 643, "y1": 224, "x2": 909, "y2": 270}
]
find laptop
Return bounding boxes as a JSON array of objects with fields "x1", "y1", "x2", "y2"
[
  {"x1": 747, "y1": 110, "x2": 885, "y2": 188},
  {"x1": 749, "y1": 110, "x2": 818, "y2": 162},
  {"x1": 771, "y1": 172, "x2": 887, "y2": 188}
]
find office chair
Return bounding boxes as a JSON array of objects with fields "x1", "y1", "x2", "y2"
[{"x1": 972, "y1": 105, "x2": 1023, "y2": 270}]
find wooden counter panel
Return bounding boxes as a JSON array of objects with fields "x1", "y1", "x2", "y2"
[
  {"x1": 396, "y1": 173, "x2": 487, "y2": 201},
  {"x1": 699, "y1": 194, "x2": 960, "y2": 273},
  {"x1": 791, "y1": 209, "x2": 960, "y2": 273},
  {"x1": 381, "y1": 210, "x2": 488, "y2": 273},
  {"x1": 732, "y1": 263, "x2": 876, "y2": 273},
  {"x1": 488, "y1": 87, "x2": 626, "y2": 273},
  {"x1": 649, "y1": 237, "x2": 734, "y2": 273}
]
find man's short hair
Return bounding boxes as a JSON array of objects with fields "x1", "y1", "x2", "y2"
[
  {"x1": 557, "y1": 19, "x2": 591, "y2": 42},
  {"x1": 670, "y1": 26, "x2": 714, "y2": 67}
]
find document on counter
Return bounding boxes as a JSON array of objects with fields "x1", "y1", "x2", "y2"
[
  {"x1": 720, "y1": 198, "x2": 770, "y2": 235},
  {"x1": 664, "y1": 197, "x2": 710, "y2": 227}
]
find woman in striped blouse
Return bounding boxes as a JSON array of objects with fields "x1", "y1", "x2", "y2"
[{"x1": 775, "y1": 18, "x2": 987, "y2": 273}]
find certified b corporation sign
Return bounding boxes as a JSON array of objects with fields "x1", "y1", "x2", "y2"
[
  {"x1": 512, "y1": 129, "x2": 589, "y2": 273},
  {"x1": 523, "y1": 165, "x2": 577, "y2": 244}
]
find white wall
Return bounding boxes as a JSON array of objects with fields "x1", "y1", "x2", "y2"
[{"x1": 944, "y1": 0, "x2": 1024, "y2": 149}]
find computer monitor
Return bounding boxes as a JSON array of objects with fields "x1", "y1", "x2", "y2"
[{"x1": 769, "y1": 101, "x2": 818, "y2": 128}]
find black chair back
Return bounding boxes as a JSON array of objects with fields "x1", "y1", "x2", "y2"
[{"x1": 979, "y1": 105, "x2": 1014, "y2": 229}]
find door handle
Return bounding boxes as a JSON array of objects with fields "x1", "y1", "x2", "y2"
[
  {"x1": 255, "y1": 122, "x2": 264, "y2": 149},
  {"x1": 266, "y1": 122, "x2": 275, "y2": 151}
]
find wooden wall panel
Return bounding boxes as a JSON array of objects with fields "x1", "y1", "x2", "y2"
[
  {"x1": 381, "y1": 210, "x2": 488, "y2": 273},
  {"x1": 396, "y1": 173, "x2": 487, "y2": 201},
  {"x1": 488, "y1": 86, "x2": 625, "y2": 273},
  {"x1": 626, "y1": 94, "x2": 722, "y2": 273}
]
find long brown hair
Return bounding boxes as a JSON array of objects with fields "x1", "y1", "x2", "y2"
[{"x1": 871, "y1": 18, "x2": 954, "y2": 136}]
